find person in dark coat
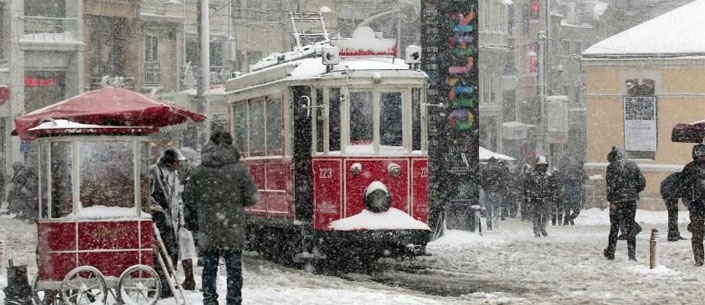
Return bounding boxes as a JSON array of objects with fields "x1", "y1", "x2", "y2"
[
  {"x1": 149, "y1": 147, "x2": 186, "y2": 297},
  {"x1": 660, "y1": 171, "x2": 686, "y2": 242},
  {"x1": 480, "y1": 157, "x2": 505, "y2": 229},
  {"x1": 524, "y1": 155, "x2": 554, "y2": 237},
  {"x1": 520, "y1": 163, "x2": 533, "y2": 221},
  {"x1": 7, "y1": 162, "x2": 38, "y2": 221},
  {"x1": 502, "y1": 162, "x2": 520, "y2": 218},
  {"x1": 561, "y1": 157, "x2": 586, "y2": 225},
  {"x1": 678, "y1": 144, "x2": 705, "y2": 266},
  {"x1": 550, "y1": 168, "x2": 564, "y2": 226},
  {"x1": 184, "y1": 130, "x2": 259, "y2": 305},
  {"x1": 603, "y1": 146, "x2": 645, "y2": 262}
]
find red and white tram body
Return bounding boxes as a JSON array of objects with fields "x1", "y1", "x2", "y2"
[
  {"x1": 224, "y1": 31, "x2": 431, "y2": 264},
  {"x1": 29, "y1": 121, "x2": 161, "y2": 304}
]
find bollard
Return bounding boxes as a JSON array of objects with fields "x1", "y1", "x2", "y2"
[{"x1": 649, "y1": 229, "x2": 659, "y2": 269}]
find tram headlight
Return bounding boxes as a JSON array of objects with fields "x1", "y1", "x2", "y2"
[
  {"x1": 364, "y1": 181, "x2": 391, "y2": 213},
  {"x1": 387, "y1": 163, "x2": 401, "y2": 177}
]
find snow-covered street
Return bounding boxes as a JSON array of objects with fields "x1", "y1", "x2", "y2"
[{"x1": 2, "y1": 207, "x2": 704, "y2": 305}]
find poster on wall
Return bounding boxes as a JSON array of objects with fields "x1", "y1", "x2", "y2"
[
  {"x1": 422, "y1": 0, "x2": 478, "y2": 230},
  {"x1": 623, "y1": 96, "x2": 657, "y2": 152}
]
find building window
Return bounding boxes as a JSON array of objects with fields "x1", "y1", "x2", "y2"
[
  {"x1": 522, "y1": 5, "x2": 530, "y2": 36},
  {"x1": 144, "y1": 35, "x2": 158, "y2": 62},
  {"x1": 24, "y1": 71, "x2": 65, "y2": 112},
  {"x1": 210, "y1": 41, "x2": 223, "y2": 66},
  {"x1": 530, "y1": 0, "x2": 540, "y2": 19},
  {"x1": 231, "y1": 0, "x2": 243, "y2": 19}
]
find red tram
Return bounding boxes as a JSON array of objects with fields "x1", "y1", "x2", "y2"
[
  {"x1": 10, "y1": 88, "x2": 206, "y2": 304},
  {"x1": 223, "y1": 27, "x2": 431, "y2": 268}
]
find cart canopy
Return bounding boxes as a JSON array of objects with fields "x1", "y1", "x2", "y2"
[{"x1": 12, "y1": 87, "x2": 206, "y2": 140}]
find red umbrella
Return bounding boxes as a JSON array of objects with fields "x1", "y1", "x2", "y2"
[
  {"x1": 671, "y1": 121, "x2": 705, "y2": 143},
  {"x1": 12, "y1": 87, "x2": 207, "y2": 140}
]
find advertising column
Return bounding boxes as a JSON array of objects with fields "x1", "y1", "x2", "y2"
[{"x1": 422, "y1": 1, "x2": 479, "y2": 232}]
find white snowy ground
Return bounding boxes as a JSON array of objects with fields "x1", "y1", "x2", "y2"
[{"x1": 1, "y1": 207, "x2": 704, "y2": 305}]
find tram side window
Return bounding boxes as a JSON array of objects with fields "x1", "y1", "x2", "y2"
[
  {"x1": 315, "y1": 88, "x2": 324, "y2": 153},
  {"x1": 233, "y1": 102, "x2": 248, "y2": 156},
  {"x1": 79, "y1": 141, "x2": 134, "y2": 209},
  {"x1": 329, "y1": 88, "x2": 341, "y2": 151},
  {"x1": 250, "y1": 98, "x2": 266, "y2": 153},
  {"x1": 266, "y1": 95, "x2": 282, "y2": 153},
  {"x1": 380, "y1": 92, "x2": 403, "y2": 146},
  {"x1": 50, "y1": 142, "x2": 72, "y2": 218},
  {"x1": 350, "y1": 92, "x2": 373, "y2": 145},
  {"x1": 412, "y1": 88, "x2": 422, "y2": 150}
]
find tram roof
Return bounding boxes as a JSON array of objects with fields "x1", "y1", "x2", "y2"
[{"x1": 225, "y1": 56, "x2": 426, "y2": 94}]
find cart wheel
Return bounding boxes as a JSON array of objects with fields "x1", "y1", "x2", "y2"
[
  {"x1": 117, "y1": 265, "x2": 161, "y2": 305},
  {"x1": 31, "y1": 274, "x2": 61, "y2": 305},
  {"x1": 60, "y1": 266, "x2": 108, "y2": 305}
]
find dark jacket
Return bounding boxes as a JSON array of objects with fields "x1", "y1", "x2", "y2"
[
  {"x1": 660, "y1": 172, "x2": 682, "y2": 201},
  {"x1": 480, "y1": 159, "x2": 506, "y2": 192},
  {"x1": 524, "y1": 169, "x2": 555, "y2": 202},
  {"x1": 679, "y1": 159, "x2": 705, "y2": 209},
  {"x1": 183, "y1": 143, "x2": 259, "y2": 250},
  {"x1": 606, "y1": 146, "x2": 646, "y2": 203}
]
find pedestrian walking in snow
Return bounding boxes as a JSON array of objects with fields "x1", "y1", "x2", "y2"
[
  {"x1": 524, "y1": 156, "x2": 554, "y2": 237},
  {"x1": 502, "y1": 162, "x2": 520, "y2": 218},
  {"x1": 520, "y1": 163, "x2": 533, "y2": 221},
  {"x1": 660, "y1": 171, "x2": 686, "y2": 242},
  {"x1": 550, "y1": 168, "x2": 564, "y2": 226},
  {"x1": 184, "y1": 130, "x2": 259, "y2": 305},
  {"x1": 149, "y1": 147, "x2": 186, "y2": 297},
  {"x1": 177, "y1": 147, "x2": 200, "y2": 290},
  {"x1": 677, "y1": 144, "x2": 705, "y2": 266},
  {"x1": 480, "y1": 157, "x2": 505, "y2": 229},
  {"x1": 603, "y1": 146, "x2": 645, "y2": 262},
  {"x1": 561, "y1": 156, "x2": 586, "y2": 225}
]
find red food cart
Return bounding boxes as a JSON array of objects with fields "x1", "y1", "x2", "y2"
[{"x1": 11, "y1": 88, "x2": 206, "y2": 305}]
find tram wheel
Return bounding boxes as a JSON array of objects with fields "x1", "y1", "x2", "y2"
[
  {"x1": 31, "y1": 274, "x2": 61, "y2": 305},
  {"x1": 60, "y1": 266, "x2": 108, "y2": 305},
  {"x1": 117, "y1": 264, "x2": 161, "y2": 305}
]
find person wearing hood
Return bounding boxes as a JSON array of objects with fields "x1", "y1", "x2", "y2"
[
  {"x1": 660, "y1": 171, "x2": 686, "y2": 242},
  {"x1": 603, "y1": 146, "x2": 645, "y2": 262},
  {"x1": 678, "y1": 144, "x2": 705, "y2": 266},
  {"x1": 184, "y1": 130, "x2": 259, "y2": 305},
  {"x1": 524, "y1": 155, "x2": 555, "y2": 237},
  {"x1": 149, "y1": 147, "x2": 186, "y2": 297},
  {"x1": 480, "y1": 157, "x2": 506, "y2": 229}
]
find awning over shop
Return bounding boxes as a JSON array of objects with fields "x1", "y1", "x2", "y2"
[{"x1": 479, "y1": 146, "x2": 516, "y2": 162}]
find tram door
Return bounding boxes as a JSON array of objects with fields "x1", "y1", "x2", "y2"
[{"x1": 292, "y1": 86, "x2": 313, "y2": 221}]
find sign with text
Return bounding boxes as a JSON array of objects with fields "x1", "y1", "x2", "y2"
[
  {"x1": 624, "y1": 97, "x2": 657, "y2": 152},
  {"x1": 422, "y1": 0, "x2": 479, "y2": 231}
]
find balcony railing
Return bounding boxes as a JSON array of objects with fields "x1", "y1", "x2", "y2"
[
  {"x1": 143, "y1": 61, "x2": 161, "y2": 85},
  {"x1": 183, "y1": 62, "x2": 232, "y2": 88},
  {"x1": 22, "y1": 16, "x2": 79, "y2": 43}
]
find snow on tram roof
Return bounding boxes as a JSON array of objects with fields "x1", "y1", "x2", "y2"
[
  {"x1": 225, "y1": 55, "x2": 425, "y2": 94},
  {"x1": 289, "y1": 56, "x2": 419, "y2": 79}
]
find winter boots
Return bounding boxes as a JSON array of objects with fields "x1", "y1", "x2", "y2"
[{"x1": 182, "y1": 259, "x2": 196, "y2": 290}]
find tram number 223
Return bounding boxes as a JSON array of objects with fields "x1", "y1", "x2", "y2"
[{"x1": 319, "y1": 168, "x2": 333, "y2": 179}]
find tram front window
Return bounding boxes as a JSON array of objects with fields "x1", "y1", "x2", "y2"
[
  {"x1": 350, "y1": 91, "x2": 373, "y2": 145},
  {"x1": 381, "y1": 92, "x2": 403, "y2": 146}
]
